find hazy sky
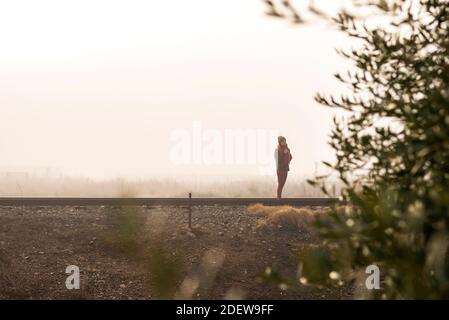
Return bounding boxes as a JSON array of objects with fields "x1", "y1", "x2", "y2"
[{"x1": 0, "y1": 0, "x2": 351, "y2": 180}]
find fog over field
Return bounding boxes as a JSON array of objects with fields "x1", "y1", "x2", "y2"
[
  {"x1": 0, "y1": 0, "x2": 351, "y2": 186},
  {"x1": 0, "y1": 174, "x2": 340, "y2": 198}
]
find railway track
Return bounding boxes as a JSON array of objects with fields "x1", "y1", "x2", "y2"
[{"x1": 0, "y1": 197, "x2": 338, "y2": 207}]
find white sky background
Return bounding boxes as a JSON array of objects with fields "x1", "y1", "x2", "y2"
[{"x1": 0, "y1": 0, "x2": 352, "y2": 181}]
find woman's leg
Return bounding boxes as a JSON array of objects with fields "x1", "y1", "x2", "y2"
[{"x1": 277, "y1": 170, "x2": 288, "y2": 198}]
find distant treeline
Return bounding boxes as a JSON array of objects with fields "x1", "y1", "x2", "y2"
[{"x1": 0, "y1": 175, "x2": 340, "y2": 198}]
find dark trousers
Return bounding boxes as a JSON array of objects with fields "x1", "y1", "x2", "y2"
[{"x1": 277, "y1": 169, "x2": 288, "y2": 199}]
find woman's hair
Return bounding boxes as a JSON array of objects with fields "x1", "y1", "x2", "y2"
[{"x1": 278, "y1": 136, "x2": 286, "y2": 144}]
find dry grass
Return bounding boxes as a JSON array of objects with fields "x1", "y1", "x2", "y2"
[{"x1": 247, "y1": 204, "x2": 329, "y2": 232}]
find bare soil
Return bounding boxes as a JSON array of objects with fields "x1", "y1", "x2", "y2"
[{"x1": 0, "y1": 205, "x2": 352, "y2": 300}]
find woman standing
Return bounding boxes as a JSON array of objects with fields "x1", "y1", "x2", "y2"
[{"x1": 275, "y1": 136, "x2": 292, "y2": 199}]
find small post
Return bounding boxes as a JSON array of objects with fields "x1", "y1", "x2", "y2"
[{"x1": 188, "y1": 192, "x2": 192, "y2": 229}]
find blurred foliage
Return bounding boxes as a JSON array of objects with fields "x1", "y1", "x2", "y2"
[
  {"x1": 261, "y1": 0, "x2": 356, "y2": 24},
  {"x1": 106, "y1": 204, "x2": 184, "y2": 299},
  {"x1": 296, "y1": 0, "x2": 449, "y2": 299},
  {"x1": 110, "y1": 205, "x2": 145, "y2": 257},
  {"x1": 142, "y1": 243, "x2": 184, "y2": 299},
  {"x1": 263, "y1": 0, "x2": 305, "y2": 23},
  {"x1": 106, "y1": 204, "x2": 232, "y2": 299}
]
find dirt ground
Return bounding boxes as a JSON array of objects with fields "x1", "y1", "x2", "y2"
[{"x1": 0, "y1": 205, "x2": 352, "y2": 300}]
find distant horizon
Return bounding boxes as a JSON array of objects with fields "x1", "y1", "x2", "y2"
[{"x1": 0, "y1": 169, "x2": 342, "y2": 198}]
